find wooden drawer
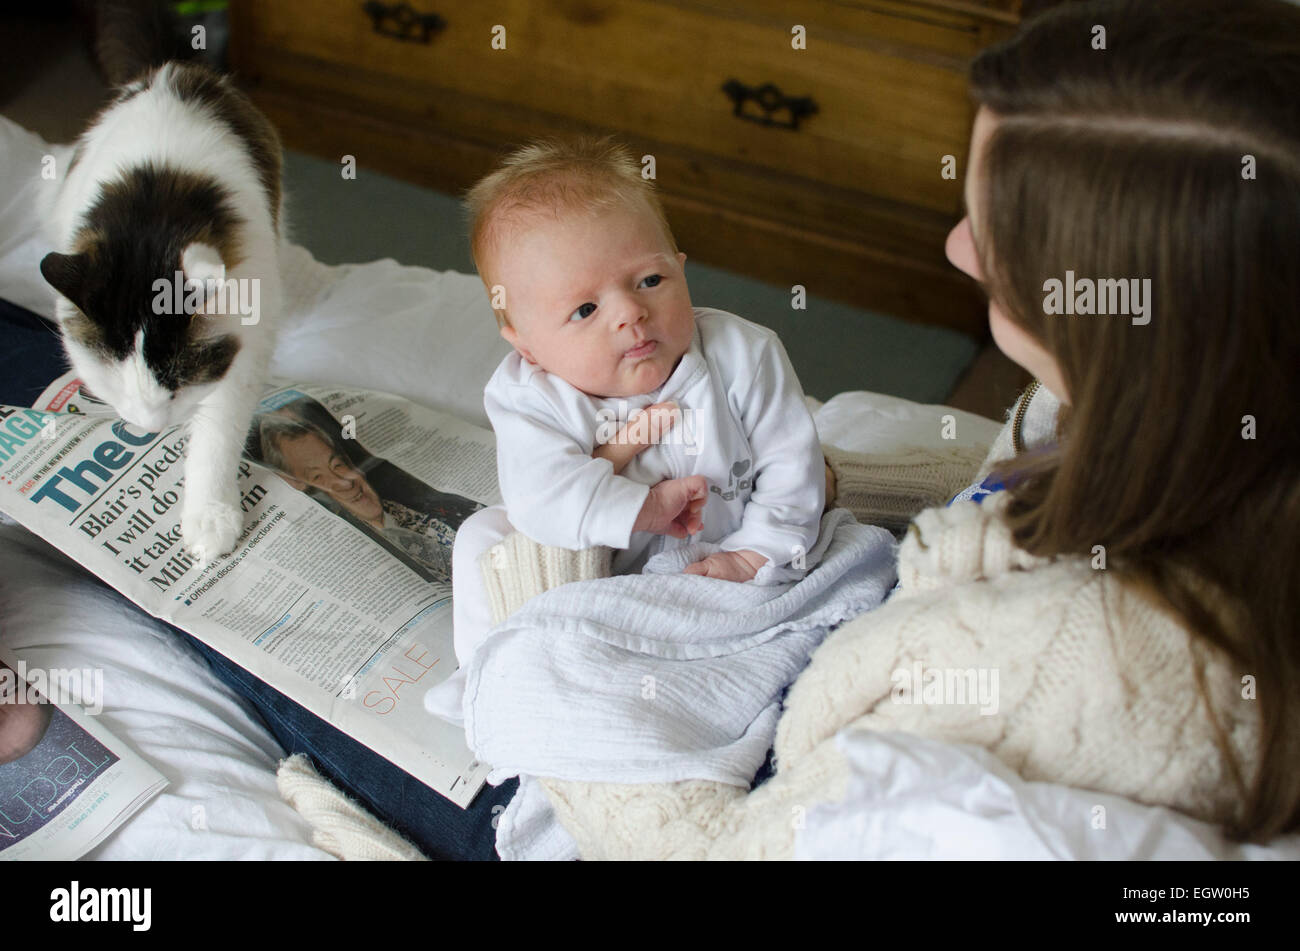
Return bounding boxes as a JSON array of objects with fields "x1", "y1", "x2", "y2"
[
  {"x1": 230, "y1": 0, "x2": 1021, "y2": 333},
  {"x1": 242, "y1": 0, "x2": 1009, "y2": 215}
]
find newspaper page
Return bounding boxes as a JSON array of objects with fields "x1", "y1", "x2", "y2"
[
  {"x1": 0, "y1": 372, "x2": 500, "y2": 808},
  {"x1": 0, "y1": 645, "x2": 168, "y2": 861}
]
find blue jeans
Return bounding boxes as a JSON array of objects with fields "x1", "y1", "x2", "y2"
[{"x1": 176, "y1": 629, "x2": 517, "y2": 861}]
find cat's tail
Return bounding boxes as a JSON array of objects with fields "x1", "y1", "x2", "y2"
[{"x1": 94, "y1": 0, "x2": 190, "y2": 86}]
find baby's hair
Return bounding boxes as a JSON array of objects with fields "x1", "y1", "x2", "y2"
[{"x1": 464, "y1": 135, "x2": 678, "y2": 328}]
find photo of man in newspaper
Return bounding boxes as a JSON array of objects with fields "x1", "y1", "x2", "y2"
[{"x1": 244, "y1": 394, "x2": 483, "y2": 585}]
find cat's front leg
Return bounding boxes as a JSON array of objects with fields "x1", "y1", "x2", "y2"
[{"x1": 180, "y1": 363, "x2": 264, "y2": 562}]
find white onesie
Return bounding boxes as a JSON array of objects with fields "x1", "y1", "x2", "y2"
[
  {"x1": 423, "y1": 307, "x2": 825, "y2": 723},
  {"x1": 487, "y1": 306, "x2": 825, "y2": 579}
]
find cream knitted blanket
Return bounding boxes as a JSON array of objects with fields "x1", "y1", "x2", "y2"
[{"x1": 534, "y1": 489, "x2": 1260, "y2": 859}]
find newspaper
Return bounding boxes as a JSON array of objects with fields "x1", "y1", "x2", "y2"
[
  {"x1": 0, "y1": 372, "x2": 499, "y2": 808},
  {"x1": 0, "y1": 644, "x2": 168, "y2": 860}
]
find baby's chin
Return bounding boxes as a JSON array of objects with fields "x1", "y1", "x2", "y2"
[
  {"x1": 610, "y1": 355, "x2": 682, "y2": 398},
  {"x1": 554, "y1": 347, "x2": 687, "y2": 399}
]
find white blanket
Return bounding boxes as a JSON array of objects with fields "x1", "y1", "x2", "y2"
[{"x1": 461, "y1": 508, "x2": 897, "y2": 859}]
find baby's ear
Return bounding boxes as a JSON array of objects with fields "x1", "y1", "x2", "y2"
[
  {"x1": 677, "y1": 251, "x2": 687, "y2": 270},
  {"x1": 499, "y1": 324, "x2": 536, "y2": 364}
]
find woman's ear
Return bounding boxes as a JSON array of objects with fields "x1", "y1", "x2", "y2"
[{"x1": 499, "y1": 324, "x2": 536, "y2": 364}]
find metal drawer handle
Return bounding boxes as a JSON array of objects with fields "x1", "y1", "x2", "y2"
[
  {"x1": 362, "y1": 1, "x2": 446, "y2": 43},
  {"x1": 721, "y1": 79, "x2": 818, "y2": 131}
]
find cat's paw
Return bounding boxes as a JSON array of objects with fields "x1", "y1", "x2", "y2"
[{"x1": 181, "y1": 499, "x2": 243, "y2": 562}]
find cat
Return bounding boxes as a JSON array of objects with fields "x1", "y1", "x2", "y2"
[{"x1": 39, "y1": 13, "x2": 283, "y2": 562}]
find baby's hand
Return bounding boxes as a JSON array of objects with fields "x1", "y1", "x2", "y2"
[
  {"x1": 633, "y1": 475, "x2": 707, "y2": 538},
  {"x1": 683, "y1": 549, "x2": 768, "y2": 582}
]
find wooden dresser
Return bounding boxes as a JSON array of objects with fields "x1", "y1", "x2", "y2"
[{"x1": 229, "y1": 0, "x2": 1022, "y2": 336}]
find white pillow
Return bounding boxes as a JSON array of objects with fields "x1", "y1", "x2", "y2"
[
  {"x1": 0, "y1": 117, "x2": 72, "y2": 318},
  {"x1": 271, "y1": 244, "x2": 511, "y2": 432},
  {"x1": 813, "y1": 390, "x2": 1003, "y2": 455}
]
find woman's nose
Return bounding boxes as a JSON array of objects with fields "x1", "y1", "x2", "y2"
[{"x1": 946, "y1": 216, "x2": 982, "y2": 281}]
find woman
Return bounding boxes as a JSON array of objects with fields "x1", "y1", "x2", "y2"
[
  {"x1": 183, "y1": 0, "x2": 1299, "y2": 859},
  {"x1": 521, "y1": 0, "x2": 1300, "y2": 855}
]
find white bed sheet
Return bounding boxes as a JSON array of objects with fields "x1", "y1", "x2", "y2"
[{"x1": 2, "y1": 115, "x2": 1295, "y2": 861}]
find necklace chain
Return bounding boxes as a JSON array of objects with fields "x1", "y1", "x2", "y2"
[{"x1": 1011, "y1": 380, "x2": 1041, "y2": 456}]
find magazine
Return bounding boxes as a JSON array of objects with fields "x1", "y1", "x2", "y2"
[
  {"x1": 0, "y1": 372, "x2": 499, "y2": 808},
  {"x1": 0, "y1": 645, "x2": 168, "y2": 860}
]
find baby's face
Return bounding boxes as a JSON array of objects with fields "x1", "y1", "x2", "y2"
[{"x1": 491, "y1": 200, "x2": 695, "y2": 399}]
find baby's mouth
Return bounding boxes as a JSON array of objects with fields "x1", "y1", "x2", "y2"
[{"x1": 624, "y1": 340, "x2": 657, "y2": 359}]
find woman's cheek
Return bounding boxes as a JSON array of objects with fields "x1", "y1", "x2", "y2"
[
  {"x1": 989, "y1": 304, "x2": 1066, "y2": 401},
  {"x1": 989, "y1": 304, "x2": 1034, "y2": 370}
]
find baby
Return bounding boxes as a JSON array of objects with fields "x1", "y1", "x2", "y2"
[{"x1": 424, "y1": 136, "x2": 825, "y2": 722}]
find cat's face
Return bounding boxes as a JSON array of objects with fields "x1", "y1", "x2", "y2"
[{"x1": 40, "y1": 241, "x2": 240, "y2": 433}]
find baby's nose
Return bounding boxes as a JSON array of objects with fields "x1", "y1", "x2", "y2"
[{"x1": 613, "y1": 301, "x2": 648, "y2": 330}]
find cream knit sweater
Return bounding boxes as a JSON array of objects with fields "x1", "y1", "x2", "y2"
[{"x1": 515, "y1": 390, "x2": 1261, "y2": 859}]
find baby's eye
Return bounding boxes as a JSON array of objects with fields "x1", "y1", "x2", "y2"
[
  {"x1": 568, "y1": 302, "x2": 597, "y2": 322},
  {"x1": 638, "y1": 275, "x2": 662, "y2": 289}
]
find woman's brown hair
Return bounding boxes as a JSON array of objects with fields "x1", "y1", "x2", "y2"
[{"x1": 969, "y1": 0, "x2": 1300, "y2": 841}]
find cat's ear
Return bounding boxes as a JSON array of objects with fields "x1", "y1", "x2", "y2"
[
  {"x1": 181, "y1": 242, "x2": 226, "y2": 314},
  {"x1": 181, "y1": 242, "x2": 226, "y2": 286},
  {"x1": 40, "y1": 252, "x2": 90, "y2": 311}
]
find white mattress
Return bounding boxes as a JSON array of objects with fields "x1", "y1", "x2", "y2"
[{"x1": 3, "y1": 115, "x2": 1295, "y2": 861}]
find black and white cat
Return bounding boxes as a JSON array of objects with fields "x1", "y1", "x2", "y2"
[{"x1": 40, "y1": 50, "x2": 283, "y2": 561}]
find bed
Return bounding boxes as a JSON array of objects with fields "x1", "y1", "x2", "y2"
[{"x1": 2, "y1": 115, "x2": 1295, "y2": 861}]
